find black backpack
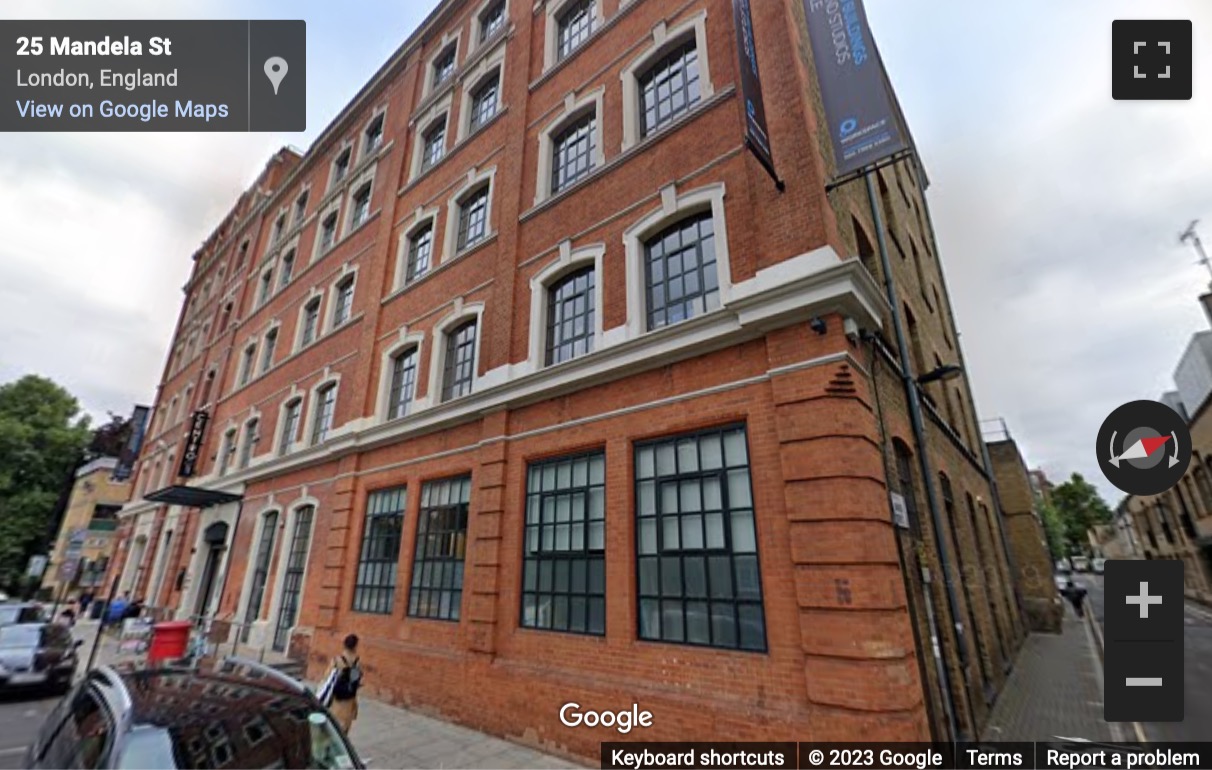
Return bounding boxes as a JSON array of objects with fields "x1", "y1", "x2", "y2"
[{"x1": 331, "y1": 657, "x2": 362, "y2": 701}]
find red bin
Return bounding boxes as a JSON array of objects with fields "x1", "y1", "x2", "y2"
[{"x1": 147, "y1": 621, "x2": 193, "y2": 663}]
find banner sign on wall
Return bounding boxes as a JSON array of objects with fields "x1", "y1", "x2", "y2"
[
  {"x1": 178, "y1": 409, "x2": 210, "y2": 478},
  {"x1": 803, "y1": 0, "x2": 909, "y2": 177},
  {"x1": 733, "y1": 0, "x2": 778, "y2": 183},
  {"x1": 112, "y1": 404, "x2": 150, "y2": 482}
]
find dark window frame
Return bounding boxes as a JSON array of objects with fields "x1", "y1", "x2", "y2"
[
  {"x1": 408, "y1": 475, "x2": 472, "y2": 621},
  {"x1": 420, "y1": 117, "x2": 447, "y2": 172},
  {"x1": 643, "y1": 210, "x2": 720, "y2": 331},
  {"x1": 333, "y1": 276, "x2": 355, "y2": 327},
  {"x1": 388, "y1": 347, "x2": 419, "y2": 420},
  {"x1": 480, "y1": 0, "x2": 507, "y2": 41},
  {"x1": 279, "y1": 399, "x2": 302, "y2": 455},
  {"x1": 432, "y1": 46, "x2": 457, "y2": 89},
  {"x1": 634, "y1": 423, "x2": 767, "y2": 652},
  {"x1": 352, "y1": 487, "x2": 407, "y2": 615},
  {"x1": 556, "y1": 0, "x2": 595, "y2": 62},
  {"x1": 405, "y1": 223, "x2": 434, "y2": 283},
  {"x1": 364, "y1": 114, "x2": 385, "y2": 155},
  {"x1": 456, "y1": 185, "x2": 491, "y2": 251},
  {"x1": 260, "y1": 329, "x2": 278, "y2": 373},
  {"x1": 301, "y1": 299, "x2": 321, "y2": 346},
  {"x1": 350, "y1": 183, "x2": 372, "y2": 229},
  {"x1": 469, "y1": 71, "x2": 501, "y2": 132},
  {"x1": 279, "y1": 249, "x2": 296, "y2": 288},
  {"x1": 550, "y1": 110, "x2": 596, "y2": 194},
  {"x1": 441, "y1": 319, "x2": 478, "y2": 402},
  {"x1": 521, "y1": 450, "x2": 606, "y2": 635},
  {"x1": 241, "y1": 510, "x2": 279, "y2": 643},
  {"x1": 545, "y1": 265, "x2": 595, "y2": 365},
  {"x1": 638, "y1": 37, "x2": 702, "y2": 138},
  {"x1": 312, "y1": 384, "x2": 336, "y2": 445}
]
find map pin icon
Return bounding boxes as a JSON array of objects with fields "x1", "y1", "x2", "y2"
[{"x1": 264, "y1": 56, "x2": 289, "y2": 95}]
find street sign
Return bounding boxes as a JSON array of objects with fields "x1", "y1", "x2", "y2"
[{"x1": 25, "y1": 554, "x2": 48, "y2": 578}]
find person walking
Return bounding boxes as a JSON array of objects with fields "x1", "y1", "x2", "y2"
[
  {"x1": 326, "y1": 634, "x2": 363, "y2": 734},
  {"x1": 1063, "y1": 578, "x2": 1088, "y2": 618}
]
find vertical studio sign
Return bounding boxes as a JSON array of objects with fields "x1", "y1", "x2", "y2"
[
  {"x1": 178, "y1": 410, "x2": 210, "y2": 478},
  {"x1": 803, "y1": 0, "x2": 908, "y2": 176},
  {"x1": 733, "y1": 0, "x2": 777, "y2": 181}
]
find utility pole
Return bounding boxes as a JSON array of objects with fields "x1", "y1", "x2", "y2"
[{"x1": 1180, "y1": 220, "x2": 1212, "y2": 283}]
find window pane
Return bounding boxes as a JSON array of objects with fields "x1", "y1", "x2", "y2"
[
  {"x1": 545, "y1": 266, "x2": 595, "y2": 365},
  {"x1": 551, "y1": 113, "x2": 596, "y2": 194},
  {"x1": 441, "y1": 320, "x2": 478, "y2": 401},
  {"x1": 633, "y1": 425, "x2": 765, "y2": 650},
  {"x1": 644, "y1": 212, "x2": 719, "y2": 332},
  {"x1": 638, "y1": 39, "x2": 701, "y2": 137},
  {"x1": 407, "y1": 476, "x2": 471, "y2": 621},
  {"x1": 352, "y1": 487, "x2": 406, "y2": 614},
  {"x1": 556, "y1": 0, "x2": 595, "y2": 61},
  {"x1": 521, "y1": 450, "x2": 606, "y2": 636}
]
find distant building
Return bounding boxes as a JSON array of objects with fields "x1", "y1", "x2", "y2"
[
  {"x1": 1174, "y1": 331, "x2": 1212, "y2": 417},
  {"x1": 42, "y1": 457, "x2": 131, "y2": 600},
  {"x1": 1161, "y1": 390, "x2": 1189, "y2": 422}
]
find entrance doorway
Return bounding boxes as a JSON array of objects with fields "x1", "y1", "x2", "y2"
[{"x1": 193, "y1": 521, "x2": 229, "y2": 619}]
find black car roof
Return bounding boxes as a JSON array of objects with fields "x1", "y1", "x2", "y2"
[{"x1": 99, "y1": 660, "x2": 315, "y2": 727}]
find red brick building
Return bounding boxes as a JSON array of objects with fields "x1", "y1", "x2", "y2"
[{"x1": 108, "y1": 0, "x2": 1024, "y2": 756}]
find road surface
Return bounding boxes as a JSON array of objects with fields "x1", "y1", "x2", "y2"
[
  {"x1": 0, "y1": 691, "x2": 57, "y2": 769},
  {"x1": 1084, "y1": 572, "x2": 1212, "y2": 741}
]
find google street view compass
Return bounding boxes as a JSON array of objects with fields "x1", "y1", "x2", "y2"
[{"x1": 1097, "y1": 399, "x2": 1191, "y2": 495}]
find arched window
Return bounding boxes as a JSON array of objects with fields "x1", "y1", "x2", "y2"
[
  {"x1": 388, "y1": 347, "x2": 419, "y2": 419},
  {"x1": 442, "y1": 320, "x2": 478, "y2": 401},
  {"x1": 892, "y1": 439, "x2": 920, "y2": 534},
  {"x1": 643, "y1": 211, "x2": 719, "y2": 331},
  {"x1": 546, "y1": 266, "x2": 595, "y2": 365}
]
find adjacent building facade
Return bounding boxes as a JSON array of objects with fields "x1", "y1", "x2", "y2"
[
  {"x1": 105, "y1": 0, "x2": 1022, "y2": 754},
  {"x1": 42, "y1": 456, "x2": 131, "y2": 600}
]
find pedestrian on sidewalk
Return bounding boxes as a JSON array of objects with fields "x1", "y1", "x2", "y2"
[
  {"x1": 1063, "y1": 578, "x2": 1088, "y2": 618},
  {"x1": 326, "y1": 634, "x2": 363, "y2": 734}
]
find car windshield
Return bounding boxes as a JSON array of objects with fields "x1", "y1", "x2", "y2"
[
  {"x1": 116, "y1": 710, "x2": 357, "y2": 769},
  {"x1": 0, "y1": 625, "x2": 41, "y2": 648}
]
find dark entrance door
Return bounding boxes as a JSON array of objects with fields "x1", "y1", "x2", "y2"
[
  {"x1": 193, "y1": 521, "x2": 229, "y2": 619},
  {"x1": 273, "y1": 506, "x2": 314, "y2": 651}
]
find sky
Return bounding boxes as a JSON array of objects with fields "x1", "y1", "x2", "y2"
[{"x1": 1, "y1": 1, "x2": 1209, "y2": 505}]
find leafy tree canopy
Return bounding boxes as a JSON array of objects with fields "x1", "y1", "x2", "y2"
[
  {"x1": 1050, "y1": 472, "x2": 1113, "y2": 555},
  {"x1": 0, "y1": 376, "x2": 92, "y2": 588}
]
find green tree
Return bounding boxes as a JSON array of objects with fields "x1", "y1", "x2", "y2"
[
  {"x1": 1051, "y1": 472, "x2": 1112, "y2": 555},
  {"x1": 0, "y1": 375, "x2": 92, "y2": 589},
  {"x1": 1038, "y1": 500, "x2": 1067, "y2": 560}
]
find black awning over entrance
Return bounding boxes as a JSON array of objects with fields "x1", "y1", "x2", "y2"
[{"x1": 144, "y1": 485, "x2": 242, "y2": 508}]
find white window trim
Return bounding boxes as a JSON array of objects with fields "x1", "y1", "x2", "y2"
[
  {"x1": 304, "y1": 373, "x2": 342, "y2": 446},
  {"x1": 375, "y1": 326, "x2": 427, "y2": 422},
  {"x1": 526, "y1": 241, "x2": 605, "y2": 373},
  {"x1": 535, "y1": 87, "x2": 605, "y2": 206},
  {"x1": 325, "y1": 264, "x2": 359, "y2": 333},
  {"x1": 238, "y1": 411, "x2": 263, "y2": 469},
  {"x1": 620, "y1": 11, "x2": 714, "y2": 153},
  {"x1": 269, "y1": 207, "x2": 289, "y2": 246},
  {"x1": 622, "y1": 182, "x2": 731, "y2": 340},
  {"x1": 409, "y1": 95, "x2": 454, "y2": 181},
  {"x1": 394, "y1": 208, "x2": 440, "y2": 291},
  {"x1": 275, "y1": 387, "x2": 305, "y2": 456},
  {"x1": 235, "y1": 505, "x2": 282, "y2": 633},
  {"x1": 327, "y1": 142, "x2": 355, "y2": 193},
  {"x1": 313, "y1": 202, "x2": 343, "y2": 262},
  {"x1": 472, "y1": 0, "x2": 509, "y2": 49},
  {"x1": 261, "y1": 323, "x2": 281, "y2": 374},
  {"x1": 343, "y1": 169, "x2": 376, "y2": 237},
  {"x1": 457, "y1": 44, "x2": 507, "y2": 143},
  {"x1": 360, "y1": 107, "x2": 388, "y2": 160},
  {"x1": 424, "y1": 32, "x2": 463, "y2": 101},
  {"x1": 427, "y1": 301, "x2": 486, "y2": 406},
  {"x1": 294, "y1": 289, "x2": 325, "y2": 352},
  {"x1": 544, "y1": 0, "x2": 606, "y2": 72},
  {"x1": 263, "y1": 496, "x2": 319, "y2": 650},
  {"x1": 443, "y1": 166, "x2": 497, "y2": 261}
]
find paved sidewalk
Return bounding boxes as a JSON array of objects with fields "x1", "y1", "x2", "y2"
[
  {"x1": 72, "y1": 620, "x2": 584, "y2": 769},
  {"x1": 981, "y1": 607, "x2": 1119, "y2": 741}
]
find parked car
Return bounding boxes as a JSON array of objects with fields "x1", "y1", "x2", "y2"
[
  {"x1": 23, "y1": 657, "x2": 363, "y2": 769},
  {"x1": 0, "y1": 602, "x2": 47, "y2": 626},
  {"x1": 0, "y1": 622, "x2": 80, "y2": 693},
  {"x1": 1070, "y1": 555, "x2": 1090, "y2": 572},
  {"x1": 1091, "y1": 557, "x2": 1106, "y2": 574}
]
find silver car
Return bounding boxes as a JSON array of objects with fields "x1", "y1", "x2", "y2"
[{"x1": 0, "y1": 622, "x2": 80, "y2": 693}]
